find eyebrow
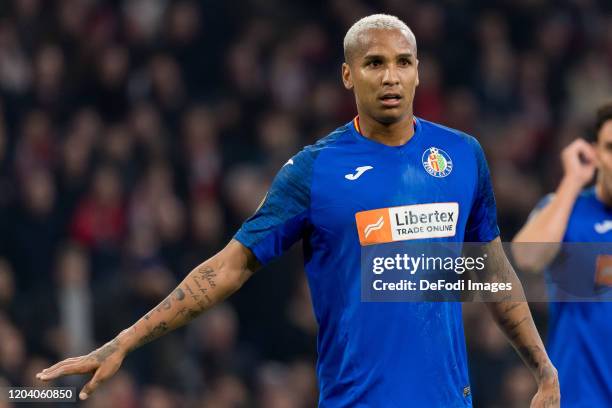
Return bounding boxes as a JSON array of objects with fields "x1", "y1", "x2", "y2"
[
  {"x1": 362, "y1": 52, "x2": 414, "y2": 60},
  {"x1": 396, "y1": 53, "x2": 414, "y2": 59}
]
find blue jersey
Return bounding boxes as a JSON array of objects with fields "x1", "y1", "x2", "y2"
[
  {"x1": 535, "y1": 188, "x2": 612, "y2": 407},
  {"x1": 235, "y1": 117, "x2": 499, "y2": 407}
]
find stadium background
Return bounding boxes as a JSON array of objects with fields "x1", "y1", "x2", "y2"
[{"x1": 0, "y1": 0, "x2": 611, "y2": 406}]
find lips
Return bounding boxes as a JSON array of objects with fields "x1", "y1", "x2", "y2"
[{"x1": 379, "y1": 93, "x2": 402, "y2": 107}]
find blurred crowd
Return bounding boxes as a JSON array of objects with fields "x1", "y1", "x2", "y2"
[{"x1": 0, "y1": 0, "x2": 611, "y2": 407}]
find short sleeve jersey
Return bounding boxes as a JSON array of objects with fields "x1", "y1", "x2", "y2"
[
  {"x1": 532, "y1": 189, "x2": 612, "y2": 407},
  {"x1": 235, "y1": 117, "x2": 499, "y2": 407}
]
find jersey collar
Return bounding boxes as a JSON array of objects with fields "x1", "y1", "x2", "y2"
[{"x1": 351, "y1": 115, "x2": 421, "y2": 150}]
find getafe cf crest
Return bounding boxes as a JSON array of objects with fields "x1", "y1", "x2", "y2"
[{"x1": 422, "y1": 147, "x2": 453, "y2": 178}]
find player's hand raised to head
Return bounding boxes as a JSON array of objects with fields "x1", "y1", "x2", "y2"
[
  {"x1": 561, "y1": 138, "x2": 596, "y2": 188},
  {"x1": 36, "y1": 338, "x2": 126, "y2": 401}
]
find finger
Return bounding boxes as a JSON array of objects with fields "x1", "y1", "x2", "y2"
[
  {"x1": 566, "y1": 139, "x2": 592, "y2": 157},
  {"x1": 574, "y1": 139, "x2": 596, "y2": 152},
  {"x1": 79, "y1": 370, "x2": 105, "y2": 400},
  {"x1": 579, "y1": 145, "x2": 597, "y2": 163},
  {"x1": 38, "y1": 359, "x2": 90, "y2": 377},
  {"x1": 565, "y1": 142, "x2": 597, "y2": 169},
  {"x1": 574, "y1": 137, "x2": 590, "y2": 145},
  {"x1": 571, "y1": 137, "x2": 591, "y2": 148},
  {"x1": 37, "y1": 357, "x2": 84, "y2": 375},
  {"x1": 37, "y1": 360, "x2": 97, "y2": 381}
]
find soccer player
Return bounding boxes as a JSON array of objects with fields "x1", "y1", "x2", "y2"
[
  {"x1": 513, "y1": 102, "x2": 612, "y2": 406},
  {"x1": 37, "y1": 14, "x2": 559, "y2": 407}
]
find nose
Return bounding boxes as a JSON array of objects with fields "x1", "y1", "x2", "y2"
[{"x1": 382, "y1": 64, "x2": 400, "y2": 86}]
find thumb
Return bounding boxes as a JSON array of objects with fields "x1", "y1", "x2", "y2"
[{"x1": 79, "y1": 370, "x2": 103, "y2": 400}]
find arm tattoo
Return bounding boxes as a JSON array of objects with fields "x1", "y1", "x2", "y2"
[
  {"x1": 197, "y1": 266, "x2": 217, "y2": 288},
  {"x1": 139, "y1": 322, "x2": 169, "y2": 346},
  {"x1": 132, "y1": 276, "x2": 218, "y2": 351},
  {"x1": 502, "y1": 315, "x2": 528, "y2": 341},
  {"x1": 185, "y1": 283, "x2": 201, "y2": 301},
  {"x1": 155, "y1": 288, "x2": 183, "y2": 313},
  {"x1": 170, "y1": 307, "x2": 187, "y2": 323},
  {"x1": 518, "y1": 345, "x2": 543, "y2": 372},
  {"x1": 188, "y1": 266, "x2": 217, "y2": 311},
  {"x1": 173, "y1": 287, "x2": 185, "y2": 301},
  {"x1": 501, "y1": 302, "x2": 521, "y2": 314},
  {"x1": 93, "y1": 338, "x2": 121, "y2": 363},
  {"x1": 479, "y1": 240, "x2": 556, "y2": 386},
  {"x1": 172, "y1": 306, "x2": 201, "y2": 323},
  {"x1": 157, "y1": 297, "x2": 172, "y2": 311}
]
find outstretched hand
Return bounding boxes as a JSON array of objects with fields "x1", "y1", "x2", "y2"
[{"x1": 36, "y1": 338, "x2": 126, "y2": 400}]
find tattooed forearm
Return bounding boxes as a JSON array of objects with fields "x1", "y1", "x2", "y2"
[
  {"x1": 172, "y1": 307, "x2": 187, "y2": 320},
  {"x1": 491, "y1": 300, "x2": 554, "y2": 382},
  {"x1": 169, "y1": 306, "x2": 201, "y2": 324},
  {"x1": 139, "y1": 322, "x2": 169, "y2": 346},
  {"x1": 501, "y1": 302, "x2": 521, "y2": 314},
  {"x1": 188, "y1": 266, "x2": 218, "y2": 312},
  {"x1": 136, "y1": 283, "x2": 211, "y2": 346},
  {"x1": 185, "y1": 282, "x2": 204, "y2": 305},
  {"x1": 197, "y1": 265, "x2": 217, "y2": 288},
  {"x1": 120, "y1": 257, "x2": 252, "y2": 355},
  {"x1": 185, "y1": 283, "x2": 202, "y2": 303},
  {"x1": 152, "y1": 287, "x2": 187, "y2": 315},
  {"x1": 518, "y1": 345, "x2": 542, "y2": 370},
  {"x1": 493, "y1": 302, "x2": 530, "y2": 340},
  {"x1": 502, "y1": 315, "x2": 528, "y2": 341},
  {"x1": 157, "y1": 297, "x2": 172, "y2": 311},
  {"x1": 480, "y1": 239, "x2": 557, "y2": 388},
  {"x1": 93, "y1": 338, "x2": 121, "y2": 363},
  {"x1": 136, "y1": 269, "x2": 220, "y2": 341},
  {"x1": 173, "y1": 287, "x2": 185, "y2": 301}
]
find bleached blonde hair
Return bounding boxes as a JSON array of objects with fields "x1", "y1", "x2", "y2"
[{"x1": 343, "y1": 14, "x2": 417, "y2": 62}]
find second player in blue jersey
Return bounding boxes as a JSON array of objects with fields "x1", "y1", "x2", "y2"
[{"x1": 515, "y1": 102, "x2": 612, "y2": 407}]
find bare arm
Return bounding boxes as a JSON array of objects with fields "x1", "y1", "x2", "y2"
[
  {"x1": 37, "y1": 239, "x2": 259, "y2": 400},
  {"x1": 119, "y1": 239, "x2": 259, "y2": 351},
  {"x1": 476, "y1": 238, "x2": 559, "y2": 407},
  {"x1": 513, "y1": 178, "x2": 582, "y2": 243},
  {"x1": 513, "y1": 139, "x2": 596, "y2": 271}
]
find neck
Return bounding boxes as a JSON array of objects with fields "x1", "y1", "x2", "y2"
[
  {"x1": 595, "y1": 179, "x2": 612, "y2": 206},
  {"x1": 356, "y1": 113, "x2": 415, "y2": 146}
]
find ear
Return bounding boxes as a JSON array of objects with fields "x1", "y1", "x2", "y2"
[
  {"x1": 415, "y1": 58, "x2": 420, "y2": 87},
  {"x1": 342, "y1": 62, "x2": 353, "y2": 90}
]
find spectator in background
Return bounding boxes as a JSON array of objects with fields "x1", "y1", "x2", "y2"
[
  {"x1": 181, "y1": 105, "x2": 221, "y2": 199},
  {"x1": 0, "y1": 316, "x2": 26, "y2": 385},
  {"x1": 14, "y1": 110, "x2": 56, "y2": 177},
  {"x1": 70, "y1": 165, "x2": 125, "y2": 251},
  {"x1": 9, "y1": 168, "x2": 61, "y2": 292}
]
